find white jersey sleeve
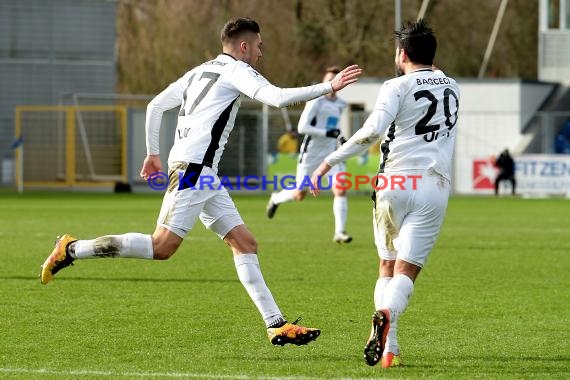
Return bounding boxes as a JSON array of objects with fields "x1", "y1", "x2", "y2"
[
  {"x1": 228, "y1": 64, "x2": 332, "y2": 108},
  {"x1": 369, "y1": 78, "x2": 400, "y2": 124},
  {"x1": 230, "y1": 65, "x2": 270, "y2": 99},
  {"x1": 326, "y1": 68, "x2": 460, "y2": 180},
  {"x1": 325, "y1": 81, "x2": 399, "y2": 166},
  {"x1": 324, "y1": 113, "x2": 391, "y2": 167},
  {"x1": 253, "y1": 82, "x2": 332, "y2": 108},
  {"x1": 145, "y1": 74, "x2": 187, "y2": 155},
  {"x1": 297, "y1": 99, "x2": 326, "y2": 137}
]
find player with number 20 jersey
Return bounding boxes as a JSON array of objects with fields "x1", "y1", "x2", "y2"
[
  {"x1": 310, "y1": 20, "x2": 459, "y2": 368},
  {"x1": 371, "y1": 68, "x2": 459, "y2": 180},
  {"x1": 324, "y1": 65, "x2": 460, "y2": 269}
]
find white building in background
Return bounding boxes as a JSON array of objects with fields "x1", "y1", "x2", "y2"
[
  {"x1": 539, "y1": 0, "x2": 570, "y2": 84},
  {"x1": 339, "y1": 79, "x2": 560, "y2": 195},
  {"x1": 338, "y1": 0, "x2": 570, "y2": 195}
]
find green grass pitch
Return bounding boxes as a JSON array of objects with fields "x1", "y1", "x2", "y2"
[{"x1": 0, "y1": 191, "x2": 568, "y2": 379}]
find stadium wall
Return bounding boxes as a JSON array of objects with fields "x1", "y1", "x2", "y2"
[
  {"x1": 16, "y1": 80, "x2": 558, "y2": 195},
  {"x1": 0, "y1": 0, "x2": 116, "y2": 186},
  {"x1": 9, "y1": 80, "x2": 564, "y2": 196},
  {"x1": 339, "y1": 78, "x2": 559, "y2": 194}
]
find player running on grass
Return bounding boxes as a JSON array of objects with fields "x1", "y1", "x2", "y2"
[
  {"x1": 40, "y1": 17, "x2": 362, "y2": 346},
  {"x1": 266, "y1": 66, "x2": 353, "y2": 244},
  {"x1": 310, "y1": 19, "x2": 459, "y2": 366}
]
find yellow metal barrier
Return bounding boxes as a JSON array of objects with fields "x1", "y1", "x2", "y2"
[{"x1": 15, "y1": 105, "x2": 127, "y2": 189}]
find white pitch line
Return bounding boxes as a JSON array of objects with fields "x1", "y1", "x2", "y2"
[
  {"x1": 1, "y1": 368, "x2": 245, "y2": 379},
  {"x1": 0, "y1": 368, "x2": 380, "y2": 380}
]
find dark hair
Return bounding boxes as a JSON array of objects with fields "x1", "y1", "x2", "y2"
[
  {"x1": 221, "y1": 17, "x2": 260, "y2": 43},
  {"x1": 394, "y1": 19, "x2": 436, "y2": 65},
  {"x1": 325, "y1": 66, "x2": 341, "y2": 75}
]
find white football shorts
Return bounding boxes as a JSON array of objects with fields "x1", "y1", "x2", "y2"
[
  {"x1": 372, "y1": 170, "x2": 450, "y2": 267},
  {"x1": 157, "y1": 163, "x2": 244, "y2": 239}
]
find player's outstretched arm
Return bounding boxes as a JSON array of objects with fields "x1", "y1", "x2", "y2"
[
  {"x1": 251, "y1": 65, "x2": 362, "y2": 108},
  {"x1": 310, "y1": 161, "x2": 332, "y2": 197},
  {"x1": 140, "y1": 155, "x2": 163, "y2": 181},
  {"x1": 330, "y1": 65, "x2": 363, "y2": 92}
]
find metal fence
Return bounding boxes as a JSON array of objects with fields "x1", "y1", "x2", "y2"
[
  {"x1": 7, "y1": 100, "x2": 570, "y2": 192},
  {"x1": 13, "y1": 106, "x2": 127, "y2": 188},
  {"x1": 0, "y1": 0, "x2": 116, "y2": 184}
]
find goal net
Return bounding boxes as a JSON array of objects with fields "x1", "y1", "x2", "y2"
[{"x1": 15, "y1": 105, "x2": 127, "y2": 188}]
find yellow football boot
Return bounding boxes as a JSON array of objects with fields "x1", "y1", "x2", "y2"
[
  {"x1": 40, "y1": 234, "x2": 77, "y2": 285},
  {"x1": 267, "y1": 319, "x2": 320, "y2": 346}
]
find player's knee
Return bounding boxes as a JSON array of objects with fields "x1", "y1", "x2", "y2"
[
  {"x1": 224, "y1": 225, "x2": 258, "y2": 253},
  {"x1": 394, "y1": 259, "x2": 421, "y2": 282},
  {"x1": 294, "y1": 190, "x2": 306, "y2": 201},
  {"x1": 228, "y1": 236, "x2": 257, "y2": 254},
  {"x1": 152, "y1": 239, "x2": 180, "y2": 260},
  {"x1": 240, "y1": 235, "x2": 257, "y2": 253},
  {"x1": 380, "y1": 259, "x2": 395, "y2": 277}
]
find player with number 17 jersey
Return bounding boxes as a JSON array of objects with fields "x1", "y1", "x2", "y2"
[
  {"x1": 146, "y1": 53, "x2": 343, "y2": 174},
  {"x1": 146, "y1": 53, "x2": 289, "y2": 172}
]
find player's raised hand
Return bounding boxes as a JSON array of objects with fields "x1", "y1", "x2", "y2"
[
  {"x1": 140, "y1": 154, "x2": 163, "y2": 181},
  {"x1": 310, "y1": 161, "x2": 332, "y2": 197},
  {"x1": 330, "y1": 65, "x2": 363, "y2": 92}
]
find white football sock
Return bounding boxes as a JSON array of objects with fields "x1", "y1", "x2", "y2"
[
  {"x1": 374, "y1": 276, "x2": 399, "y2": 355},
  {"x1": 385, "y1": 319, "x2": 399, "y2": 355},
  {"x1": 333, "y1": 196, "x2": 348, "y2": 233},
  {"x1": 374, "y1": 276, "x2": 392, "y2": 311},
  {"x1": 234, "y1": 253, "x2": 283, "y2": 327},
  {"x1": 71, "y1": 233, "x2": 153, "y2": 260},
  {"x1": 381, "y1": 273, "x2": 414, "y2": 322},
  {"x1": 271, "y1": 189, "x2": 296, "y2": 205}
]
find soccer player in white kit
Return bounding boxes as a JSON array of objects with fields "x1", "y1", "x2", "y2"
[
  {"x1": 40, "y1": 18, "x2": 362, "y2": 346},
  {"x1": 310, "y1": 20, "x2": 459, "y2": 366},
  {"x1": 266, "y1": 66, "x2": 353, "y2": 244}
]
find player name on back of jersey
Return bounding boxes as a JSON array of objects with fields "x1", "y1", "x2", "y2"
[
  {"x1": 416, "y1": 76, "x2": 451, "y2": 86},
  {"x1": 203, "y1": 60, "x2": 227, "y2": 67}
]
